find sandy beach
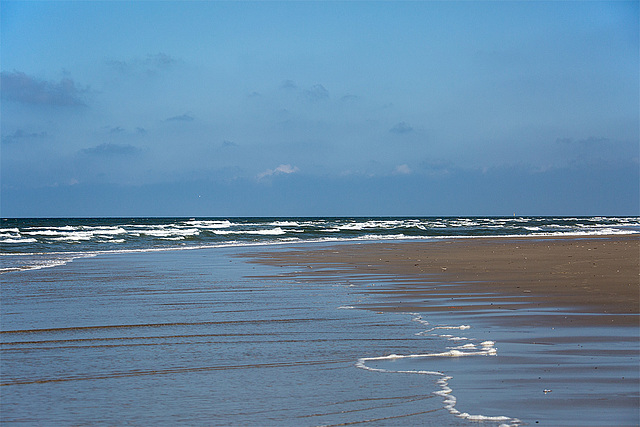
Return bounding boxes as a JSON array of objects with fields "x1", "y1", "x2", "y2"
[{"x1": 252, "y1": 235, "x2": 639, "y2": 325}]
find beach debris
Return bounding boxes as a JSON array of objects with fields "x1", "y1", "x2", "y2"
[{"x1": 543, "y1": 389, "x2": 552, "y2": 394}]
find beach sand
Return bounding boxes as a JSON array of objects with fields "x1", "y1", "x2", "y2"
[
  {"x1": 252, "y1": 235, "x2": 639, "y2": 325},
  {"x1": 249, "y1": 235, "x2": 640, "y2": 425}
]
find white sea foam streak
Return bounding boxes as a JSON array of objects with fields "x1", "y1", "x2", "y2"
[{"x1": 355, "y1": 314, "x2": 521, "y2": 427}]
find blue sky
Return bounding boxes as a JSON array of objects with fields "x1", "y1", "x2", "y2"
[{"x1": 2, "y1": 1, "x2": 638, "y2": 217}]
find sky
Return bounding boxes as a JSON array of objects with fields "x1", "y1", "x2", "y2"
[{"x1": 1, "y1": 1, "x2": 638, "y2": 217}]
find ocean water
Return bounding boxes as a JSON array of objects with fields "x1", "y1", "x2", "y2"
[
  {"x1": 2, "y1": 216, "x2": 638, "y2": 273},
  {"x1": 2, "y1": 217, "x2": 639, "y2": 426}
]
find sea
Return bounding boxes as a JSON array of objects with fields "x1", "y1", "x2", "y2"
[
  {"x1": 2, "y1": 216, "x2": 639, "y2": 273},
  {"x1": 2, "y1": 217, "x2": 639, "y2": 426}
]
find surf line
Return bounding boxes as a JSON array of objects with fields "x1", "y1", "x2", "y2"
[{"x1": 355, "y1": 314, "x2": 521, "y2": 427}]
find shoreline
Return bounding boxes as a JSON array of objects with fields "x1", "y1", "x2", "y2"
[
  {"x1": 247, "y1": 233, "x2": 639, "y2": 425},
  {"x1": 249, "y1": 234, "x2": 639, "y2": 327}
]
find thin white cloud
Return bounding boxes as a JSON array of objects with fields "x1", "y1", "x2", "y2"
[
  {"x1": 257, "y1": 164, "x2": 300, "y2": 179},
  {"x1": 394, "y1": 164, "x2": 412, "y2": 175}
]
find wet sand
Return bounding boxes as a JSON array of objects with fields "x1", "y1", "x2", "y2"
[{"x1": 252, "y1": 235, "x2": 639, "y2": 326}]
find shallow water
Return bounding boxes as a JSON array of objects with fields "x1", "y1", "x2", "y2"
[
  {"x1": 2, "y1": 244, "x2": 637, "y2": 426},
  {"x1": 2, "y1": 246, "x2": 477, "y2": 426}
]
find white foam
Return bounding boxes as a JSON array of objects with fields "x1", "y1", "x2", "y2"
[
  {"x1": 93, "y1": 227, "x2": 127, "y2": 235},
  {"x1": 23, "y1": 229, "x2": 68, "y2": 236},
  {"x1": 0, "y1": 228, "x2": 20, "y2": 233},
  {"x1": 22, "y1": 226, "x2": 126, "y2": 242},
  {"x1": 1, "y1": 238, "x2": 38, "y2": 244},
  {"x1": 254, "y1": 227, "x2": 287, "y2": 235},
  {"x1": 452, "y1": 343, "x2": 477, "y2": 350},
  {"x1": 0, "y1": 252, "x2": 97, "y2": 273},
  {"x1": 356, "y1": 313, "x2": 518, "y2": 426},
  {"x1": 338, "y1": 220, "x2": 406, "y2": 231},
  {"x1": 139, "y1": 228, "x2": 200, "y2": 238},
  {"x1": 23, "y1": 225, "x2": 76, "y2": 231},
  {"x1": 184, "y1": 219, "x2": 233, "y2": 228},
  {"x1": 51, "y1": 231, "x2": 94, "y2": 241},
  {"x1": 450, "y1": 219, "x2": 480, "y2": 227},
  {"x1": 463, "y1": 414, "x2": 512, "y2": 421},
  {"x1": 212, "y1": 227, "x2": 286, "y2": 236},
  {"x1": 421, "y1": 324, "x2": 471, "y2": 335},
  {"x1": 268, "y1": 221, "x2": 300, "y2": 227}
]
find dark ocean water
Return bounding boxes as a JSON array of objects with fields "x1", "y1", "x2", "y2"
[{"x1": 2, "y1": 216, "x2": 638, "y2": 273}]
